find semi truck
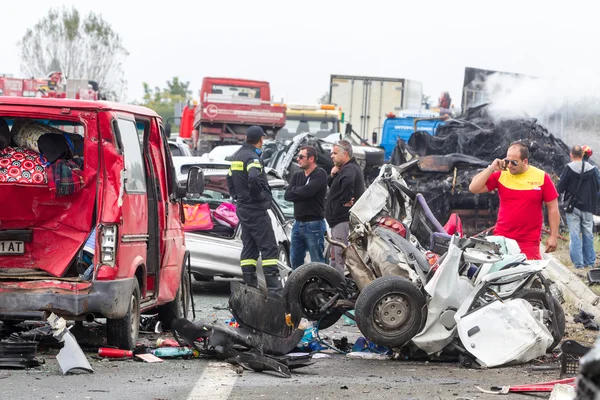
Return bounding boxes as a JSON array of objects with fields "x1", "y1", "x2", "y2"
[
  {"x1": 177, "y1": 77, "x2": 286, "y2": 154},
  {"x1": 328, "y1": 74, "x2": 423, "y2": 144}
]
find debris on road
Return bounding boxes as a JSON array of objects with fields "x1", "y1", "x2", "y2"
[
  {"x1": 476, "y1": 377, "x2": 576, "y2": 395},
  {"x1": 48, "y1": 313, "x2": 93, "y2": 375},
  {"x1": 573, "y1": 310, "x2": 600, "y2": 331}
]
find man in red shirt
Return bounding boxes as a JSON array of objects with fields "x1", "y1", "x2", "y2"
[{"x1": 469, "y1": 141, "x2": 560, "y2": 259}]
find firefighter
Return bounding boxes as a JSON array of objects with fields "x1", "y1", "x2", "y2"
[{"x1": 226, "y1": 126, "x2": 283, "y2": 297}]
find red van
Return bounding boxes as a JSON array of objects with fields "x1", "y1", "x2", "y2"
[{"x1": 0, "y1": 97, "x2": 202, "y2": 349}]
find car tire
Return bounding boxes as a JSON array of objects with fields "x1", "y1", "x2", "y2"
[
  {"x1": 283, "y1": 262, "x2": 344, "y2": 330},
  {"x1": 355, "y1": 276, "x2": 426, "y2": 349},
  {"x1": 514, "y1": 289, "x2": 565, "y2": 351},
  {"x1": 107, "y1": 279, "x2": 141, "y2": 350},
  {"x1": 158, "y1": 270, "x2": 191, "y2": 331}
]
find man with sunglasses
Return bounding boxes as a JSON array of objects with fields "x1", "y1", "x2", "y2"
[
  {"x1": 284, "y1": 146, "x2": 328, "y2": 269},
  {"x1": 469, "y1": 141, "x2": 560, "y2": 260}
]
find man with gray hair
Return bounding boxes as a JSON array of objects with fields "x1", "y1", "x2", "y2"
[{"x1": 325, "y1": 140, "x2": 365, "y2": 275}]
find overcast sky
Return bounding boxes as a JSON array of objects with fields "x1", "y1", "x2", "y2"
[{"x1": 1, "y1": 0, "x2": 598, "y2": 107}]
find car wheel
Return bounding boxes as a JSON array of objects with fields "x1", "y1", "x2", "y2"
[
  {"x1": 278, "y1": 244, "x2": 289, "y2": 266},
  {"x1": 514, "y1": 289, "x2": 565, "y2": 351},
  {"x1": 107, "y1": 279, "x2": 141, "y2": 350},
  {"x1": 283, "y1": 262, "x2": 344, "y2": 330},
  {"x1": 355, "y1": 276, "x2": 426, "y2": 348},
  {"x1": 158, "y1": 270, "x2": 191, "y2": 331}
]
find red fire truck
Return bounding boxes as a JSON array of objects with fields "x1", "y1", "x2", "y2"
[
  {"x1": 0, "y1": 72, "x2": 100, "y2": 100},
  {"x1": 175, "y1": 77, "x2": 286, "y2": 154}
]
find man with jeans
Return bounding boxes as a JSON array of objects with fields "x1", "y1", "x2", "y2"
[
  {"x1": 325, "y1": 140, "x2": 365, "y2": 275},
  {"x1": 284, "y1": 146, "x2": 328, "y2": 269},
  {"x1": 558, "y1": 145, "x2": 600, "y2": 268}
]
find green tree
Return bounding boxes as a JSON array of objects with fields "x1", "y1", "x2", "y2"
[
  {"x1": 141, "y1": 77, "x2": 192, "y2": 130},
  {"x1": 317, "y1": 91, "x2": 330, "y2": 104},
  {"x1": 19, "y1": 7, "x2": 128, "y2": 100}
]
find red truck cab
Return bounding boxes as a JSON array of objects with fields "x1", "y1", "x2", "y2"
[
  {"x1": 175, "y1": 77, "x2": 285, "y2": 154},
  {"x1": 0, "y1": 97, "x2": 202, "y2": 348}
]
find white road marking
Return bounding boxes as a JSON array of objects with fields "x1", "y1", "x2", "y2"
[{"x1": 187, "y1": 362, "x2": 238, "y2": 400}]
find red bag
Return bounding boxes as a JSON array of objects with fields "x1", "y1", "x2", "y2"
[
  {"x1": 214, "y1": 202, "x2": 238, "y2": 229},
  {"x1": 183, "y1": 203, "x2": 214, "y2": 231}
]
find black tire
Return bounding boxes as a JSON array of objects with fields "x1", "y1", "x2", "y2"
[
  {"x1": 107, "y1": 279, "x2": 141, "y2": 350},
  {"x1": 514, "y1": 289, "x2": 565, "y2": 351},
  {"x1": 283, "y1": 262, "x2": 344, "y2": 330},
  {"x1": 158, "y1": 269, "x2": 191, "y2": 331},
  {"x1": 355, "y1": 276, "x2": 426, "y2": 349}
]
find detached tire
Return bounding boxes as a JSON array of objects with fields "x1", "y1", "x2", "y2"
[
  {"x1": 283, "y1": 262, "x2": 344, "y2": 330},
  {"x1": 355, "y1": 276, "x2": 426, "y2": 349},
  {"x1": 107, "y1": 279, "x2": 141, "y2": 350},
  {"x1": 515, "y1": 289, "x2": 565, "y2": 351},
  {"x1": 158, "y1": 270, "x2": 191, "y2": 331}
]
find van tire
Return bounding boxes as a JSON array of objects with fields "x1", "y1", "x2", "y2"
[
  {"x1": 514, "y1": 289, "x2": 565, "y2": 351},
  {"x1": 158, "y1": 270, "x2": 190, "y2": 331},
  {"x1": 107, "y1": 279, "x2": 141, "y2": 350}
]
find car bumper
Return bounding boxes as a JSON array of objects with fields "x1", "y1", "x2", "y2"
[{"x1": 0, "y1": 278, "x2": 134, "y2": 320}]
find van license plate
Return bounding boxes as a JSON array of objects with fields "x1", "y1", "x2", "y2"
[{"x1": 0, "y1": 241, "x2": 24, "y2": 255}]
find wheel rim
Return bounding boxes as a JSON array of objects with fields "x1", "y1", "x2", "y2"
[
  {"x1": 130, "y1": 293, "x2": 140, "y2": 342},
  {"x1": 300, "y1": 276, "x2": 336, "y2": 318},
  {"x1": 373, "y1": 293, "x2": 410, "y2": 330},
  {"x1": 278, "y1": 248, "x2": 288, "y2": 265},
  {"x1": 527, "y1": 299, "x2": 555, "y2": 334}
]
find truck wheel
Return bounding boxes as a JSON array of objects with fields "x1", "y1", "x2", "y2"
[
  {"x1": 514, "y1": 289, "x2": 565, "y2": 351},
  {"x1": 107, "y1": 279, "x2": 141, "y2": 350},
  {"x1": 283, "y1": 262, "x2": 344, "y2": 330},
  {"x1": 158, "y1": 270, "x2": 191, "y2": 331},
  {"x1": 355, "y1": 276, "x2": 426, "y2": 349}
]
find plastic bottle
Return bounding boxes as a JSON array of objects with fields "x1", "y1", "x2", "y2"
[
  {"x1": 151, "y1": 347, "x2": 199, "y2": 358},
  {"x1": 98, "y1": 348, "x2": 133, "y2": 358}
]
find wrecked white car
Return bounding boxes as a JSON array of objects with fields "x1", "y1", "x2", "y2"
[{"x1": 284, "y1": 164, "x2": 565, "y2": 368}]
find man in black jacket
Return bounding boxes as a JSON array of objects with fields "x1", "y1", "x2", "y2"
[
  {"x1": 325, "y1": 140, "x2": 365, "y2": 275},
  {"x1": 558, "y1": 145, "x2": 600, "y2": 268},
  {"x1": 226, "y1": 126, "x2": 282, "y2": 296},
  {"x1": 284, "y1": 146, "x2": 327, "y2": 269}
]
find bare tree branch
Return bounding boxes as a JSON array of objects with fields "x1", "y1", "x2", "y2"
[{"x1": 19, "y1": 6, "x2": 128, "y2": 101}]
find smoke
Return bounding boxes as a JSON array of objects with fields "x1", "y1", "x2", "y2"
[{"x1": 482, "y1": 72, "x2": 600, "y2": 151}]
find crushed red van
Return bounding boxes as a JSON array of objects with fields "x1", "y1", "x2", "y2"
[{"x1": 0, "y1": 97, "x2": 203, "y2": 348}]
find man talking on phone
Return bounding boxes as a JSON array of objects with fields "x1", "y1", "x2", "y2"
[{"x1": 469, "y1": 141, "x2": 560, "y2": 260}]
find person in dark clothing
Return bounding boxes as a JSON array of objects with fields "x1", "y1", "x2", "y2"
[
  {"x1": 558, "y1": 145, "x2": 600, "y2": 269},
  {"x1": 226, "y1": 125, "x2": 282, "y2": 297},
  {"x1": 325, "y1": 140, "x2": 365, "y2": 275},
  {"x1": 284, "y1": 146, "x2": 328, "y2": 269}
]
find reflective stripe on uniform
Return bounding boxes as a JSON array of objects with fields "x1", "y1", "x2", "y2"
[
  {"x1": 230, "y1": 161, "x2": 244, "y2": 171},
  {"x1": 262, "y1": 259, "x2": 278, "y2": 266},
  {"x1": 247, "y1": 162, "x2": 262, "y2": 171},
  {"x1": 240, "y1": 259, "x2": 257, "y2": 267}
]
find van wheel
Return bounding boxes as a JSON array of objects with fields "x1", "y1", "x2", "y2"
[
  {"x1": 107, "y1": 279, "x2": 141, "y2": 350},
  {"x1": 515, "y1": 289, "x2": 565, "y2": 351},
  {"x1": 158, "y1": 271, "x2": 191, "y2": 331}
]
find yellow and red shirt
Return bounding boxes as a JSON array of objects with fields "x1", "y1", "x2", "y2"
[{"x1": 486, "y1": 166, "x2": 558, "y2": 248}]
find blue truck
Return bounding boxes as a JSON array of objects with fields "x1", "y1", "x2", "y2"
[{"x1": 380, "y1": 112, "x2": 447, "y2": 160}]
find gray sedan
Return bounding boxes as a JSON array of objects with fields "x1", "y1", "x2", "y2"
[{"x1": 174, "y1": 159, "x2": 293, "y2": 285}]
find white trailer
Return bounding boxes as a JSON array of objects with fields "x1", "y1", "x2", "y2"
[{"x1": 329, "y1": 74, "x2": 423, "y2": 143}]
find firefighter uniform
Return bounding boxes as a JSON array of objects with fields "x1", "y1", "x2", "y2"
[{"x1": 226, "y1": 126, "x2": 282, "y2": 297}]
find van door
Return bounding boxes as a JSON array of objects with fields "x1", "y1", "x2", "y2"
[{"x1": 112, "y1": 118, "x2": 149, "y2": 285}]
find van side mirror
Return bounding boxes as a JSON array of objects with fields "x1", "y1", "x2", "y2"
[
  {"x1": 165, "y1": 122, "x2": 172, "y2": 138},
  {"x1": 176, "y1": 166, "x2": 204, "y2": 199},
  {"x1": 372, "y1": 131, "x2": 378, "y2": 144},
  {"x1": 186, "y1": 166, "x2": 204, "y2": 198}
]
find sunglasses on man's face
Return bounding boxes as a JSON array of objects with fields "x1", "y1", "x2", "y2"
[
  {"x1": 504, "y1": 159, "x2": 519, "y2": 166},
  {"x1": 297, "y1": 155, "x2": 306, "y2": 160}
]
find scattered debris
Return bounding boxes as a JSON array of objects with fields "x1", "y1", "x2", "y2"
[
  {"x1": 476, "y1": 377, "x2": 576, "y2": 394},
  {"x1": 135, "y1": 353, "x2": 164, "y2": 363},
  {"x1": 48, "y1": 313, "x2": 93, "y2": 375},
  {"x1": 573, "y1": 311, "x2": 600, "y2": 331},
  {"x1": 97, "y1": 348, "x2": 133, "y2": 359},
  {"x1": 0, "y1": 340, "x2": 41, "y2": 368}
]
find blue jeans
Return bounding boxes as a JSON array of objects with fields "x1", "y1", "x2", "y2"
[
  {"x1": 290, "y1": 220, "x2": 327, "y2": 269},
  {"x1": 566, "y1": 208, "x2": 596, "y2": 268}
]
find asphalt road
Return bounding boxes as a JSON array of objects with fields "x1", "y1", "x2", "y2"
[{"x1": 1, "y1": 280, "x2": 569, "y2": 400}]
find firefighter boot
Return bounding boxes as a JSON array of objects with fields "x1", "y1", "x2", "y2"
[
  {"x1": 264, "y1": 268, "x2": 283, "y2": 299},
  {"x1": 241, "y1": 268, "x2": 258, "y2": 288}
]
